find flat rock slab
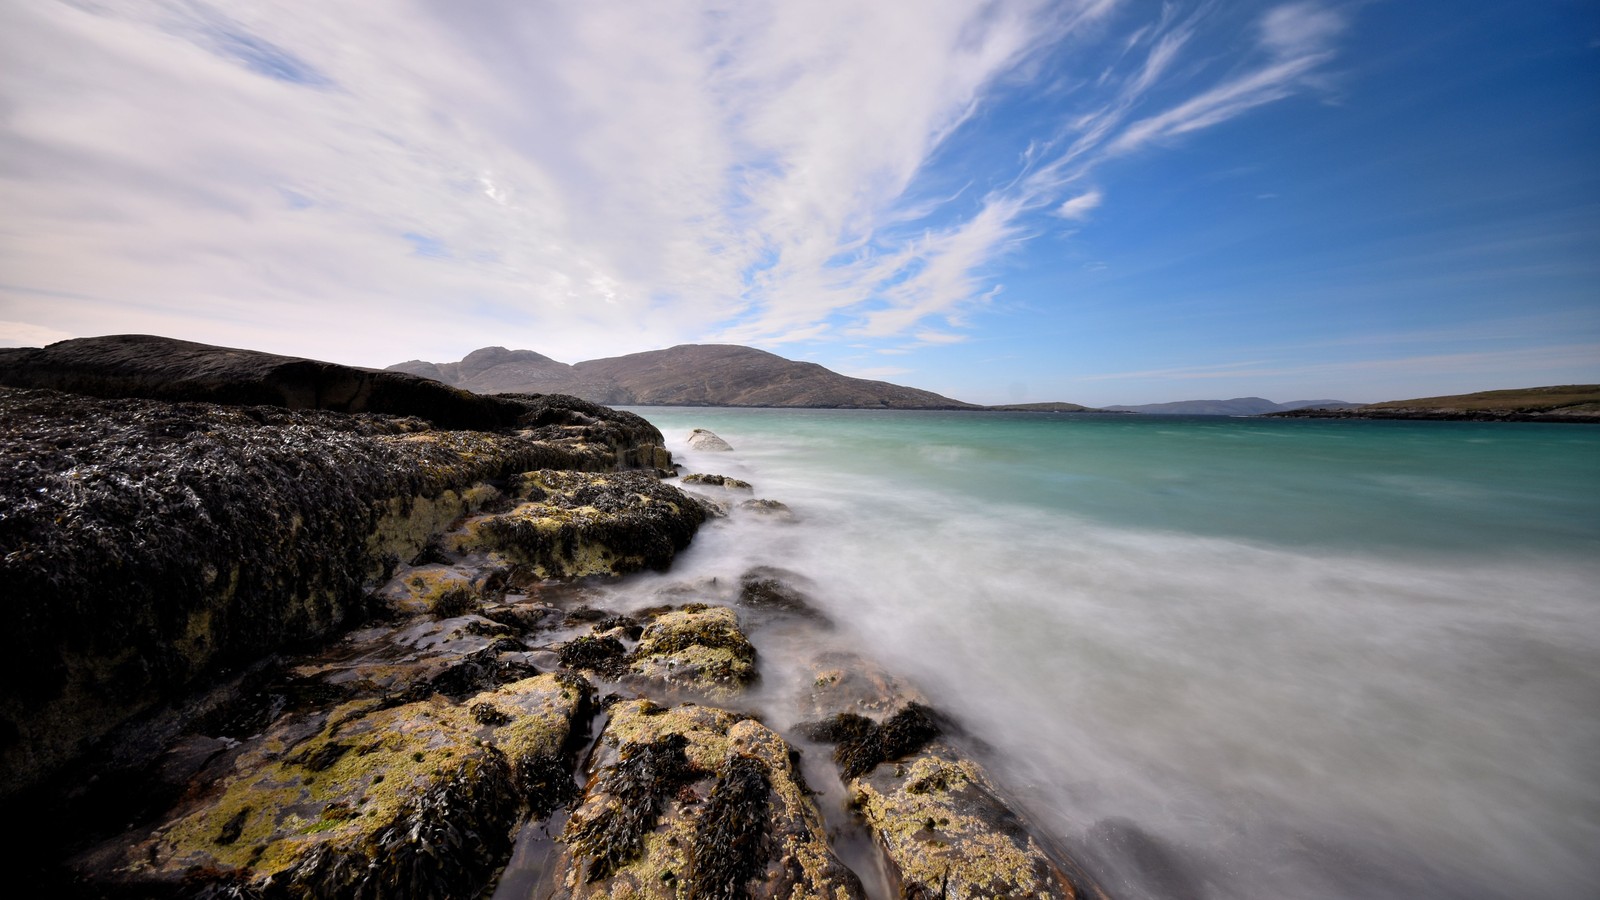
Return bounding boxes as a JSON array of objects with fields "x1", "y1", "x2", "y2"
[{"x1": 547, "y1": 699, "x2": 864, "y2": 900}]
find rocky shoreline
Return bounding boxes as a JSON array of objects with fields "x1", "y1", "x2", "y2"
[{"x1": 0, "y1": 337, "x2": 1102, "y2": 899}]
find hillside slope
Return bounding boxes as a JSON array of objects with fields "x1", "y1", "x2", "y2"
[{"x1": 391, "y1": 343, "x2": 976, "y2": 409}]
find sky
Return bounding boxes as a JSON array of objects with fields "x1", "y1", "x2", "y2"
[{"x1": 1, "y1": 1, "x2": 1596, "y2": 406}]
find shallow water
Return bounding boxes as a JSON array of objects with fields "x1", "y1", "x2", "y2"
[{"x1": 627, "y1": 409, "x2": 1600, "y2": 900}]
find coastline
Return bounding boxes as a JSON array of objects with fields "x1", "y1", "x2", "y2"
[{"x1": 0, "y1": 341, "x2": 1101, "y2": 898}]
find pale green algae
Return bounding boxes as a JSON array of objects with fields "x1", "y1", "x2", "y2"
[
  {"x1": 554, "y1": 700, "x2": 864, "y2": 900},
  {"x1": 848, "y1": 744, "x2": 1078, "y2": 899},
  {"x1": 455, "y1": 470, "x2": 705, "y2": 579},
  {"x1": 127, "y1": 674, "x2": 589, "y2": 892},
  {"x1": 626, "y1": 606, "x2": 758, "y2": 700}
]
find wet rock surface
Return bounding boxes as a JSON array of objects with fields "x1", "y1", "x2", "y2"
[
  {"x1": 548, "y1": 700, "x2": 865, "y2": 900},
  {"x1": 3, "y1": 385, "x2": 1103, "y2": 899},
  {"x1": 801, "y1": 655, "x2": 1104, "y2": 900},
  {"x1": 687, "y1": 428, "x2": 734, "y2": 451},
  {"x1": 460, "y1": 469, "x2": 706, "y2": 579}
]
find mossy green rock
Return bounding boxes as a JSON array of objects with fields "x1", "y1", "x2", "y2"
[
  {"x1": 461, "y1": 470, "x2": 705, "y2": 579},
  {"x1": 97, "y1": 673, "x2": 589, "y2": 896},
  {"x1": 550, "y1": 700, "x2": 865, "y2": 900},
  {"x1": 627, "y1": 606, "x2": 758, "y2": 700},
  {"x1": 850, "y1": 744, "x2": 1083, "y2": 899}
]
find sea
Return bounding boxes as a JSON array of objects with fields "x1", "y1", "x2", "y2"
[{"x1": 613, "y1": 408, "x2": 1599, "y2": 900}]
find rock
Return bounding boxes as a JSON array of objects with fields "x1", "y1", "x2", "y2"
[
  {"x1": 547, "y1": 699, "x2": 865, "y2": 899},
  {"x1": 738, "y1": 566, "x2": 829, "y2": 622},
  {"x1": 376, "y1": 562, "x2": 497, "y2": 617},
  {"x1": 798, "y1": 654, "x2": 1104, "y2": 900},
  {"x1": 626, "y1": 605, "x2": 758, "y2": 700},
  {"x1": 850, "y1": 744, "x2": 1087, "y2": 899},
  {"x1": 682, "y1": 472, "x2": 753, "y2": 491},
  {"x1": 687, "y1": 428, "x2": 733, "y2": 451},
  {"x1": 459, "y1": 470, "x2": 706, "y2": 579},
  {"x1": 740, "y1": 498, "x2": 796, "y2": 520},
  {"x1": 0, "y1": 387, "x2": 628, "y2": 800},
  {"x1": 84, "y1": 674, "x2": 592, "y2": 897}
]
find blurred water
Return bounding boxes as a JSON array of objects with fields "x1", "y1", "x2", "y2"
[{"x1": 627, "y1": 408, "x2": 1600, "y2": 900}]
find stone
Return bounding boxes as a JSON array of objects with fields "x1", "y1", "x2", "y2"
[
  {"x1": 682, "y1": 472, "x2": 754, "y2": 491},
  {"x1": 547, "y1": 699, "x2": 865, "y2": 899},
  {"x1": 82, "y1": 673, "x2": 591, "y2": 897},
  {"x1": 687, "y1": 428, "x2": 734, "y2": 451},
  {"x1": 458, "y1": 470, "x2": 706, "y2": 579},
  {"x1": 626, "y1": 605, "x2": 758, "y2": 700}
]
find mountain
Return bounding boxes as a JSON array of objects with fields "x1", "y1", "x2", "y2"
[
  {"x1": 1103, "y1": 397, "x2": 1358, "y2": 415},
  {"x1": 1271, "y1": 385, "x2": 1600, "y2": 422},
  {"x1": 983, "y1": 401, "x2": 1098, "y2": 412},
  {"x1": 388, "y1": 343, "x2": 977, "y2": 409}
]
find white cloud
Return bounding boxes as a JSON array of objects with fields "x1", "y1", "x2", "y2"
[
  {"x1": 0, "y1": 0, "x2": 1348, "y2": 366},
  {"x1": 0, "y1": 320, "x2": 76, "y2": 347},
  {"x1": 1057, "y1": 189, "x2": 1104, "y2": 220}
]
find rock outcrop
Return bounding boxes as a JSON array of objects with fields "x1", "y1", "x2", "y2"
[
  {"x1": 0, "y1": 377, "x2": 679, "y2": 800},
  {"x1": 3, "y1": 349, "x2": 1107, "y2": 899}
]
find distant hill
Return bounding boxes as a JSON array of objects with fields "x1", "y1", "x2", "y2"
[
  {"x1": 389, "y1": 344, "x2": 978, "y2": 409},
  {"x1": 1104, "y1": 397, "x2": 1358, "y2": 416},
  {"x1": 983, "y1": 401, "x2": 1100, "y2": 412},
  {"x1": 1272, "y1": 385, "x2": 1600, "y2": 422}
]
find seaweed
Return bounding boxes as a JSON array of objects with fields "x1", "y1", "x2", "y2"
[
  {"x1": 286, "y1": 746, "x2": 519, "y2": 899},
  {"x1": 563, "y1": 734, "x2": 696, "y2": 882},
  {"x1": 799, "y1": 704, "x2": 943, "y2": 780},
  {"x1": 556, "y1": 635, "x2": 629, "y2": 679},
  {"x1": 688, "y1": 754, "x2": 772, "y2": 900}
]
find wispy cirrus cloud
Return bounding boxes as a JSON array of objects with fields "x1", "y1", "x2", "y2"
[{"x1": 0, "y1": 0, "x2": 1350, "y2": 365}]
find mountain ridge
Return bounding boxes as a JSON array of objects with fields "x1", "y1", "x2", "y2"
[
  {"x1": 1103, "y1": 397, "x2": 1358, "y2": 416},
  {"x1": 389, "y1": 343, "x2": 980, "y2": 409}
]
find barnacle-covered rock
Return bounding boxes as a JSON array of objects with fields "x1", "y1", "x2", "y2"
[
  {"x1": 799, "y1": 654, "x2": 1103, "y2": 900},
  {"x1": 79, "y1": 674, "x2": 591, "y2": 896},
  {"x1": 548, "y1": 700, "x2": 864, "y2": 900},
  {"x1": 460, "y1": 470, "x2": 705, "y2": 579},
  {"x1": 682, "y1": 472, "x2": 753, "y2": 491},
  {"x1": 627, "y1": 605, "x2": 757, "y2": 700},
  {"x1": 0, "y1": 383, "x2": 669, "y2": 799}
]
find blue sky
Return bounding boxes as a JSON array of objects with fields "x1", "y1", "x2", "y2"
[{"x1": 1, "y1": 0, "x2": 1595, "y2": 405}]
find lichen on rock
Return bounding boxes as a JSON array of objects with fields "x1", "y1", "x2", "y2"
[
  {"x1": 551, "y1": 700, "x2": 864, "y2": 900},
  {"x1": 460, "y1": 470, "x2": 706, "y2": 579},
  {"x1": 90, "y1": 672, "x2": 592, "y2": 896},
  {"x1": 627, "y1": 605, "x2": 758, "y2": 700}
]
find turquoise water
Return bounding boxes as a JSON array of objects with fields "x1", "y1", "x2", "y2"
[{"x1": 630, "y1": 408, "x2": 1600, "y2": 900}]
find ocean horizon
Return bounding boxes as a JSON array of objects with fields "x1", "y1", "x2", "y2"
[{"x1": 614, "y1": 407, "x2": 1600, "y2": 900}]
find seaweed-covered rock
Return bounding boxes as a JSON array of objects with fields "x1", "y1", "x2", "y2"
[
  {"x1": 549, "y1": 700, "x2": 864, "y2": 899},
  {"x1": 511, "y1": 393, "x2": 675, "y2": 471},
  {"x1": 0, "y1": 384, "x2": 668, "y2": 799},
  {"x1": 461, "y1": 470, "x2": 705, "y2": 579},
  {"x1": 850, "y1": 745, "x2": 1088, "y2": 900},
  {"x1": 687, "y1": 428, "x2": 734, "y2": 451},
  {"x1": 682, "y1": 473, "x2": 753, "y2": 491},
  {"x1": 799, "y1": 654, "x2": 1104, "y2": 899},
  {"x1": 81, "y1": 672, "x2": 590, "y2": 897},
  {"x1": 738, "y1": 567, "x2": 828, "y2": 622},
  {"x1": 627, "y1": 606, "x2": 758, "y2": 700}
]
